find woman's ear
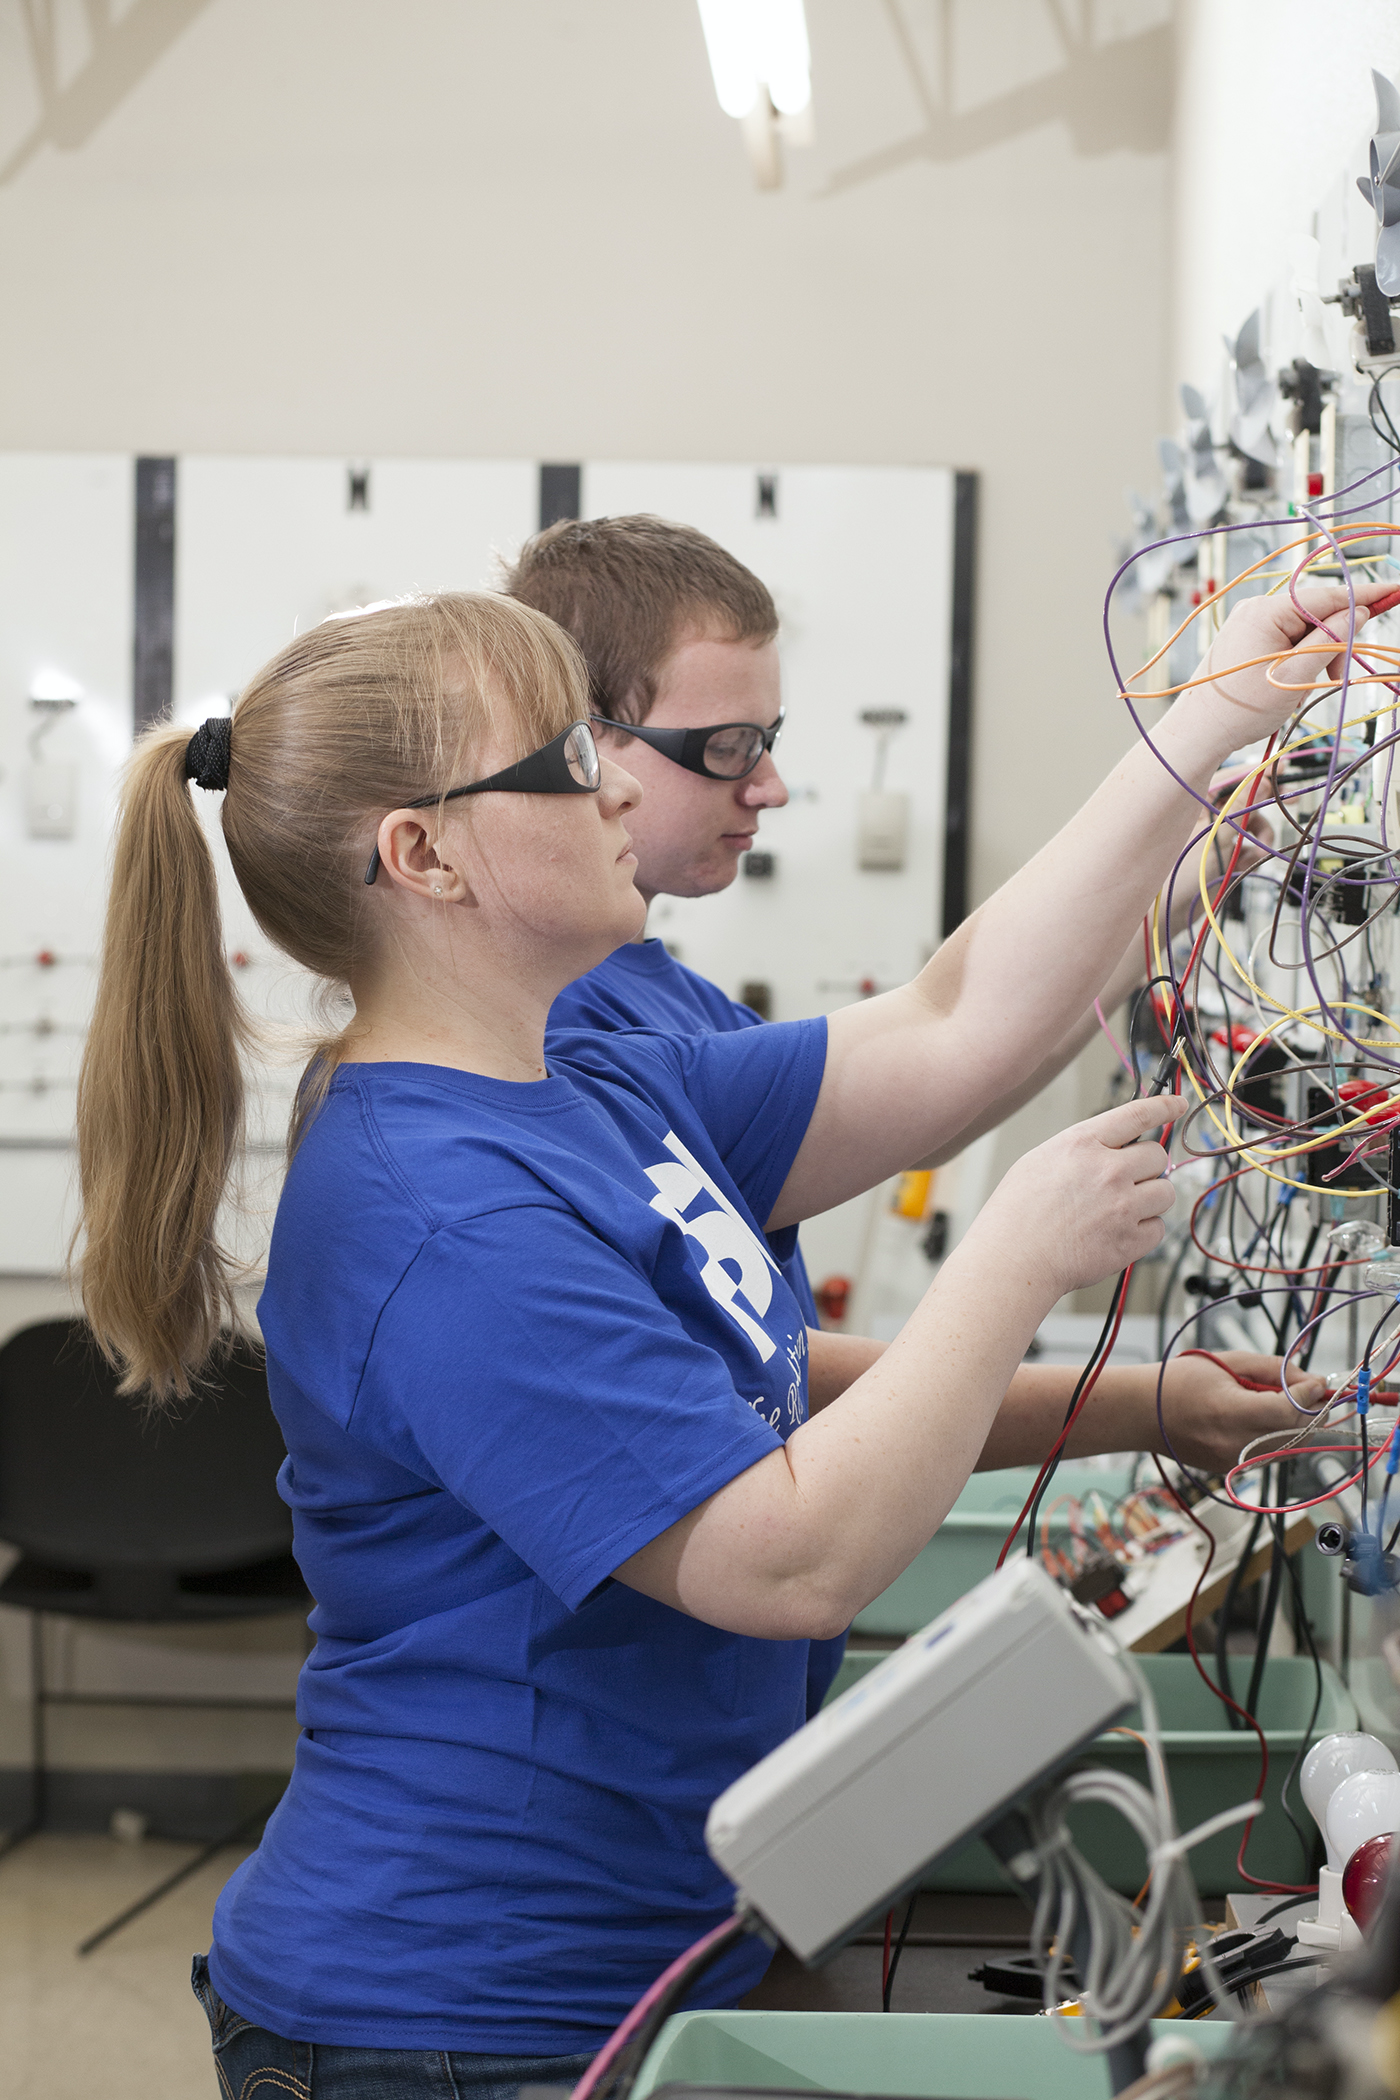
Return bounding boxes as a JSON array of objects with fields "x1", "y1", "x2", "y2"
[{"x1": 374, "y1": 813, "x2": 472, "y2": 904}]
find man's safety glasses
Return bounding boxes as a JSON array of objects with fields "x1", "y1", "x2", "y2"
[
  {"x1": 590, "y1": 709, "x2": 784, "y2": 782},
  {"x1": 362, "y1": 720, "x2": 601, "y2": 885}
]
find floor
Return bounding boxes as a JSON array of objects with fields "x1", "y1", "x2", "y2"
[
  {"x1": 0, "y1": 1839, "x2": 1050, "y2": 2097},
  {"x1": 0, "y1": 1831, "x2": 249, "y2": 2100}
]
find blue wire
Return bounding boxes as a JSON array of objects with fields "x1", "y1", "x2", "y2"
[{"x1": 1378, "y1": 1408, "x2": 1400, "y2": 1544}]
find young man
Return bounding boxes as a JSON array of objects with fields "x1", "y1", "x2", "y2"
[{"x1": 505, "y1": 515, "x2": 1300, "y2": 1707}]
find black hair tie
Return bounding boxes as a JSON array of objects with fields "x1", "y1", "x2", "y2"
[{"x1": 185, "y1": 716, "x2": 232, "y2": 792}]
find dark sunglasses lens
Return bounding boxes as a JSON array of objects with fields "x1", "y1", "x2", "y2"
[
  {"x1": 565, "y1": 723, "x2": 600, "y2": 788},
  {"x1": 701, "y1": 725, "x2": 765, "y2": 778}
]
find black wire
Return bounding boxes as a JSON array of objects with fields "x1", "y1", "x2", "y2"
[
  {"x1": 1251, "y1": 1890, "x2": 1311, "y2": 1927},
  {"x1": 1278, "y1": 1539, "x2": 1326, "y2": 1883},
  {"x1": 1214, "y1": 1504, "x2": 1266, "y2": 1729},
  {"x1": 882, "y1": 1892, "x2": 918, "y2": 2011},
  {"x1": 1276, "y1": 1220, "x2": 1321, "y2": 1356},
  {"x1": 1157, "y1": 1227, "x2": 1196, "y2": 1359},
  {"x1": 1356, "y1": 1303, "x2": 1395, "y2": 1531},
  {"x1": 1243, "y1": 1467, "x2": 1286, "y2": 1726},
  {"x1": 1300, "y1": 1262, "x2": 1342, "y2": 1370},
  {"x1": 1199, "y1": 1955, "x2": 1320, "y2": 2010}
]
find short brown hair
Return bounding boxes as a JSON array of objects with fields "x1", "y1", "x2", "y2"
[{"x1": 500, "y1": 514, "x2": 778, "y2": 724}]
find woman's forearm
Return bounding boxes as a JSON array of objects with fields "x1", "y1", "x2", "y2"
[
  {"x1": 618, "y1": 1211, "x2": 1052, "y2": 1640},
  {"x1": 616, "y1": 1098, "x2": 1176, "y2": 1639}
]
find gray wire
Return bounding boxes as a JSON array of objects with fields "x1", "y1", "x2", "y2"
[{"x1": 1021, "y1": 1644, "x2": 1247, "y2": 2052}]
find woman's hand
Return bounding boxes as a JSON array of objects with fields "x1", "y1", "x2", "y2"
[
  {"x1": 1152, "y1": 1348, "x2": 1328, "y2": 1473},
  {"x1": 974, "y1": 1094, "x2": 1188, "y2": 1301},
  {"x1": 1184, "y1": 577, "x2": 1395, "y2": 749}
]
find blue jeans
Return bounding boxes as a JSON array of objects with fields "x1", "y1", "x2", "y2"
[{"x1": 192, "y1": 1956, "x2": 596, "y2": 2100}]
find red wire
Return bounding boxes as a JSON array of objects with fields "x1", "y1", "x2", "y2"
[
  {"x1": 1185, "y1": 1170, "x2": 1339, "y2": 1278},
  {"x1": 1176, "y1": 1346, "x2": 1288, "y2": 1394},
  {"x1": 995, "y1": 1272, "x2": 1134, "y2": 1569},
  {"x1": 1223, "y1": 1443, "x2": 1386, "y2": 1515}
]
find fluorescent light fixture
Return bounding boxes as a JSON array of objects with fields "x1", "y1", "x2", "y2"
[{"x1": 697, "y1": 0, "x2": 811, "y2": 120}]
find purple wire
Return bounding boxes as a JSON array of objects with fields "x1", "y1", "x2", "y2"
[
  {"x1": 1118, "y1": 416, "x2": 1400, "y2": 1486},
  {"x1": 1108, "y1": 449, "x2": 1400, "y2": 1077}
]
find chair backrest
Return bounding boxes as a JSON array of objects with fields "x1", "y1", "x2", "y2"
[{"x1": 0, "y1": 1320, "x2": 293, "y2": 1572}]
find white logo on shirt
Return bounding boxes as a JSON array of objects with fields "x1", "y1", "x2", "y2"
[{"x1": 643, "y1": 1130, "x2": 782, "y2": 1362}]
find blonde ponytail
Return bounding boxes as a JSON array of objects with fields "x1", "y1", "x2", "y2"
[
  {"x1": 75, "y1": 592, "x2": 588, "y2": 1400},
  {"x1": 76, "y1": 726, "x2": 247, "y2": 1401}
]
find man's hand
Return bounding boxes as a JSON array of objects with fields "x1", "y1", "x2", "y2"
[{"x1": 1154, "y1": 1348, "x2": 1328, "y2": 1473}]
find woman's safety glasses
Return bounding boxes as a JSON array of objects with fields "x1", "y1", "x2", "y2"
[
  {"x1": 362, "y1": 720, "x2": 601, "y2": 885},
  {"x1": 590, "y1": 709, "x2": 784, "y2": 782}
]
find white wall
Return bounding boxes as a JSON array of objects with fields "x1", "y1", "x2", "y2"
[
  {"x1": 1172, "y1": 0, "x2": 1400, "y2": 403},
  {"x1": 0, "y1": 0, "x2": 1171, "y2": 916},
  {"x1": 0, "y1": 0, "x2": 1172, "y2": 1791}
]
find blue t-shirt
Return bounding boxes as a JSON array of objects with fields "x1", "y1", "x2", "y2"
[
  {"x1": 209, "y1": 1019, "x2": 825, "y2": 2053},
  {"x1": 550, "y1": 942, "x2": 817, "y2": 1324},
  {"x1": 549, "y1": 941, "x2": 846, "y2": 1720}
]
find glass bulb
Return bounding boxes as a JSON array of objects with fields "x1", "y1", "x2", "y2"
[
  {"x1": 1343, "y1": 1831, "x2": 1394, "y2": 1931},
  {"x1": 1301, "y1": 1733, "x2": 1398, "y2": 1870},
  {"x1": 1327, "y1": 1770, "x2": 1400, "y2": 1876}
]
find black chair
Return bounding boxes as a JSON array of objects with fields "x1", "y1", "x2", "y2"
[{"x1": 0, "y1": 1318, "x2": 310, "y2": 1951}]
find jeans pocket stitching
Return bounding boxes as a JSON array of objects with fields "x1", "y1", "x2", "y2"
[{"x1": 236, "y1": 2072, "x2": 311, "y2": 2100}]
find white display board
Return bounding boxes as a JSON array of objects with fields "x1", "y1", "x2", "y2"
[
  {"x1": 0, "y1": 455, "x2": 132, "y2": 1272},
  {"x1": 0, "y1": 456, "x2": 957, "y2": 1290},
  {"x1": 583, "y1": 464, "x2": 953, "y2": 1025}
]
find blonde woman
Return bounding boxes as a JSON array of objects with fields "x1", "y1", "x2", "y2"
[{"x1": 76, "y1": 585, "x2": 1359, "y2": 2095}]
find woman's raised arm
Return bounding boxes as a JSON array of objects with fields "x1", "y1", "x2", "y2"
[{"x1": 766, "y1": 578, "x2": 1388, "y2": 1230}]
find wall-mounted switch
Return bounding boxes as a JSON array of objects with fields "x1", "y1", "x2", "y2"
[
  {"x1": 857, "y1": 788, "x2": 908, "y2": 871},
  {"x1": 26, "y1": 761, "x2": 77, "y2": 839}
]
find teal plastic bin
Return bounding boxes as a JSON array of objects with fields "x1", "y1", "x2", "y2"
[
  {"x1": 825, "y1": 1651, "x2": 1356, "y2": 1896},
  {"x1": 850, "y1": 1466, "x2": 1134, "y2": 1640},
  {"x1": 632, "y1": 2010, "x2": 1235, "y2": 2100}
]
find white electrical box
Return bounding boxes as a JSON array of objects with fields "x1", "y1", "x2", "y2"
[
  {"x1": 856, "y1": 787, "x2": 909, "y2": 871},
  {"x1": 705, "y1": 1559, "x2": 1135, "y2": 1964},
  {"x1": 25, "y1": 761, "x2": 78, "y2": 840}
]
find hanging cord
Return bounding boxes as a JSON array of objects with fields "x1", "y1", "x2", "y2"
[
  {"x1": 881, "y1": 1891, "x2": 918, "y2": 2011},
  {"x1": 571, "y1": 1912, "x2": 751, "y2": 2100}
]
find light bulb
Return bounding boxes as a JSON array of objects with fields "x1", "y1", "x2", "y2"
[
  {"x1": 1342, "y1": 1831, "x2": 1395, "y2": 1931},
  {"x1": 1301, "y1": 1733, "x2": 1398, "y2": 1869},
  {"x1": 1327, "y1": 1769, "x2": 1400, "y2": 1875}
]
